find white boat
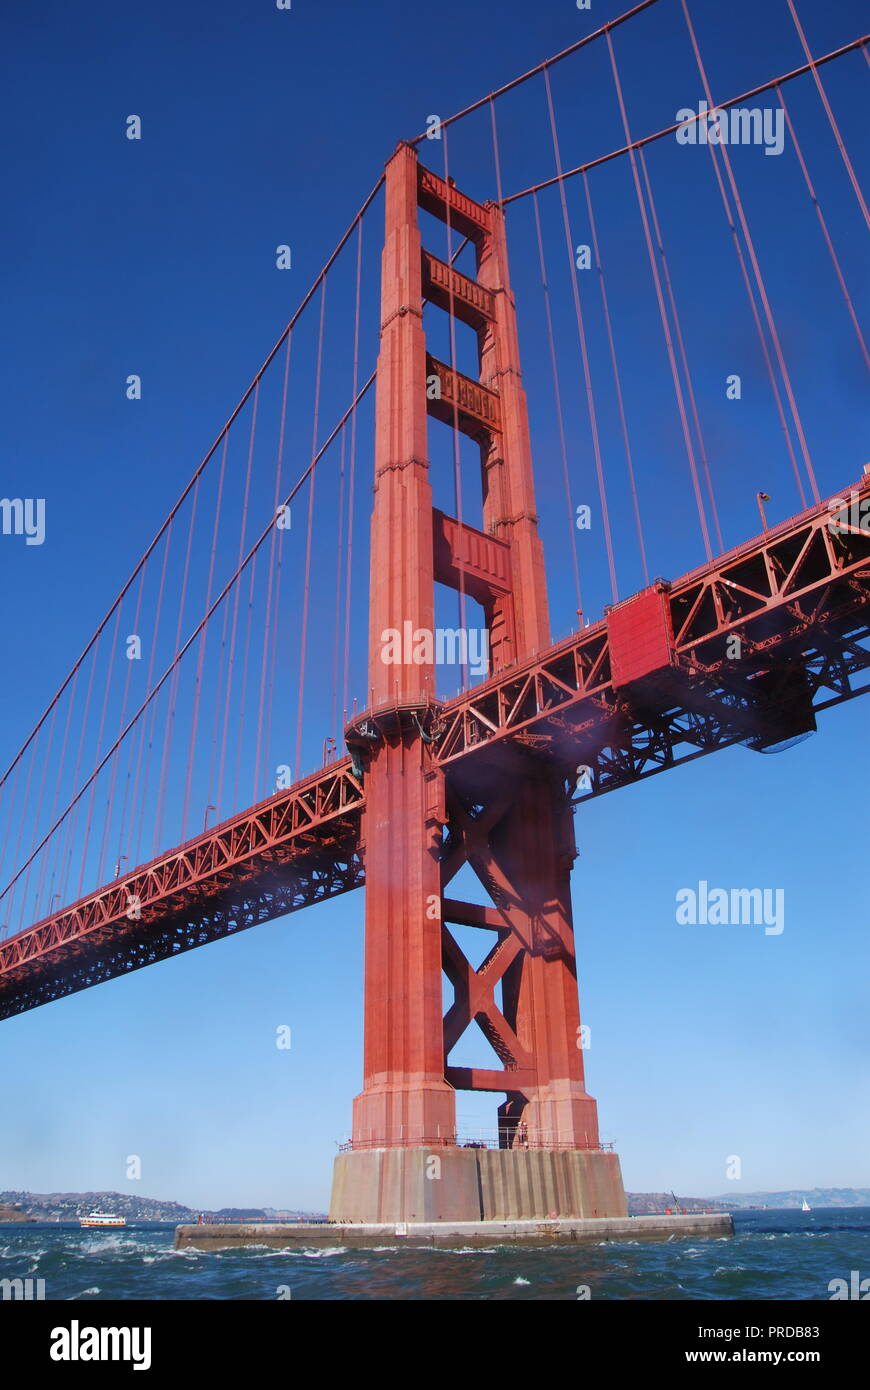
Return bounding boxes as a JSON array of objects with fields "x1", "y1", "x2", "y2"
[
  {"x1": 801, "y1": 1199, "x2": 811, "y2": 1212},
  {"x1": 79, "y1": 1211, "x2": 126, "y2": 1228}
]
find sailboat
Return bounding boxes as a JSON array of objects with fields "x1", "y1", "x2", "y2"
[{"x1": 801, "y1": 1198, "x2": 811, "y2": 1212}]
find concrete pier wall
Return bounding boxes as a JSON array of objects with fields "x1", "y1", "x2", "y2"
[
  {"x1": 477, "y1": 1148, "x2": 627, "y2": 1221},
  {"x1": 329, "y1": 1146, "x2": 627, "y2": 1223},
  {"x1": 175, "y1": 1212, "x2": 733, "y2": 1251}
]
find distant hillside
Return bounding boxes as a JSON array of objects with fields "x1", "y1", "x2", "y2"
[
  {"x1": 707, "y1": 1188, "x2": 870, "y2": 1210},
  {"x1": 628, "y1": 1188, "x2": 870, "y2": 1214},
  {"x1": 0, "y1": 1202, "x2": 36, "y2": 1223},
  {"x1": 6, "y1": 1186, "x2": 865, "y2": 1223},
  {"x1": 628, "y1": 1193, "x2": 728, "y2": 1214},
  {"x1": 0, "y1": 1191, "x2": 325, "y2": 1223}
]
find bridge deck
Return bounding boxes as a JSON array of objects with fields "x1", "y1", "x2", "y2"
[{"x1": 2, "y1": 480, "x2": 868, "y2": 1019}]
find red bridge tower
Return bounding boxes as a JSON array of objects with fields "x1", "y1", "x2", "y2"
[{"x1": 330, "y1": 144, "x2": 626, "y2": 1222}]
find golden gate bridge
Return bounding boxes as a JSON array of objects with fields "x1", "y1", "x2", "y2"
[{"x1": 1, "y1": 0, "x2": 867, "y2": 1221}]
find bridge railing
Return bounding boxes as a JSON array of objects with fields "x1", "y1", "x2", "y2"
[{"x1": 339, "y1": 1132, "x2": 615, "y2": 1152}]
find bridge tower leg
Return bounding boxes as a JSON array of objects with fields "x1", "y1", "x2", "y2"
[{"x1": 330, "y1": 143, "x2": 626, "y2": 1223}]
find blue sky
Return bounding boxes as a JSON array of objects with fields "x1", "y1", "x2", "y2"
[{"x1": 0, "y1": 0, "x2": 867, "y2": 1211}]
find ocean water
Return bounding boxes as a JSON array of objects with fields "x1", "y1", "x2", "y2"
[{"x1": 1, "y1": 1209, "x2": 868, "y2": 1301}]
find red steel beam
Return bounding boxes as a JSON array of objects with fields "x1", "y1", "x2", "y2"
[
  {"x1": 0, "y1": 761, "x2": 364, "y2": 1019},
  {"x1": 421, "y1": 250, "x2": 495, "y2": 331},
  {"x1": 3, "y1": 478, "x2": 869, "y2": 1019},
  {"x1": 427, "y1": 477, "x2": 870, "y2": 772},
  {"x1": 417, "y1": 164, "x2": 491, "y2": 243},
  {"x1": 426, "y1": 352, "x2": 502, "y2": 442}
]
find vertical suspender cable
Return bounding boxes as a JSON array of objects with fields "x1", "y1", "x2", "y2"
[
  {"x1": 0, "y1": 380, "x2": 378, "y2": 909},
  {"x1": 29, "y1": 701, "x2": 60, "y2": 918},
  {"x1": 77, "y1": 605, "x2": 123, "y2": 898},
  {"x1": 182, "y1": 429, "x2": 228, "y2": 839},
  {"x1": 606, "y1": 30, "x2": 713, "y2": 561},
  {"x1": 56, "y1": 639, "x2": 101, "y2": 908},
  {"x1": 42, "y1": 677, "x2": 81, "y2": 920},
  {"x1": 257, "y1": 330, "x2": 293, "y2": 802},
  {"x1": 112, "y1": 566, "x2": 148, "y2": 873},
  {"x1": 681, "y1": 0, "x2": 820, "y2": 506},
  {"x1": 154, "y1": 476, "x2": 200, "y2": 856},
  {"x1": 217, "y1": 388, "x2": 259, "y2": 815},
  {"x1": 330, "y1": 424, "x2": 348, "y2": 742},
  {"x1": 636, "y1": 145, "x2": 723, "y2": 551},
  {"x1": 295, "y1": 277, "x2": 327, "y2": 780},
  {"x1": 232, "y1": 490, "x2": 261, "y2": 812},
  {"x1": 342, "y1": 221, "x2": 364, "y2": 727},
  {"x1": 776, "y1": 85, "x2": 869, "y2": 374},
  {"x1": 206, "y1": 434, "x2": 235, "y2": 821},
  {"x1": 132, "y1": 525, "x2": 174, "y2": 868},
  {"x1": 544, "y1": 66, "x2": 619, "y2": 602},
  {"x1": 785, "y1": 0, "x2": 869, "y2": 229},
  {"x1": 678, "y1": 14, "x2": 806, "y2": 507},
  {"x1": 533, "y1": 191, "x2": 585, "y2": 624},
  {"x1": 582, "y1": 170, "x2": 650, "y2": 586},
  {"x1": 489, "y1": 98, "x2": 505, "y2": 207},
  {"x1": 8, "y1": 742, "x2": 38, "y2": 928}
]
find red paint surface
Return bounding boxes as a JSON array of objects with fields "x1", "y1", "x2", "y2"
[{"x1": 352, "y1": 145, "x2": 600, "y2": 1150}]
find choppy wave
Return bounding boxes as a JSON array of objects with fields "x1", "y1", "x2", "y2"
[{"x1": 0, "y1": 1211, "x2": 865, "y2": 1300}]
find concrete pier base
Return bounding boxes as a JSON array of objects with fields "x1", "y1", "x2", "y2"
[
  {"x1": 328, "y1": 1145, "x2": 628, "y2": 1223},
  {"x1": 175, "y1": 1212, "x2": 733, "y2": 1251}
]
